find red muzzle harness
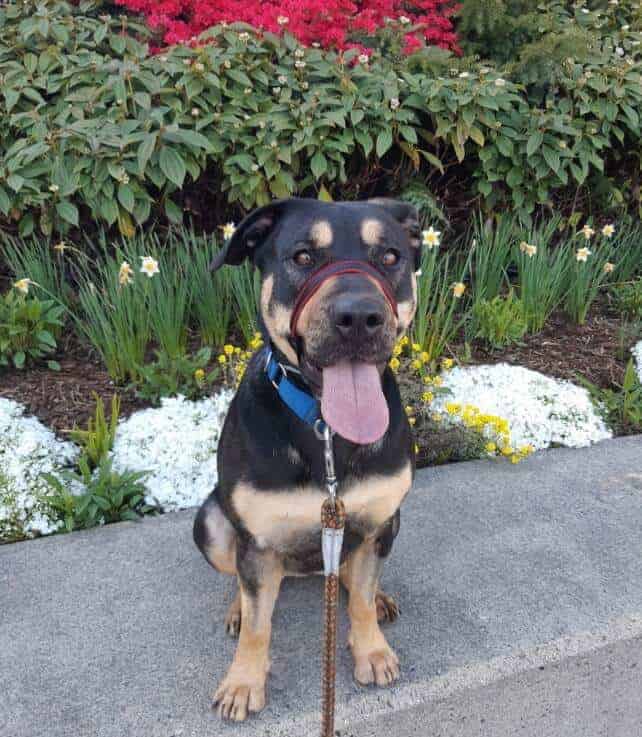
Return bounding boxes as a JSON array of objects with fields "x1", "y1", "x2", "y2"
[{"x1": 289, "y1": 259, "x2": 398, "y2": 337}]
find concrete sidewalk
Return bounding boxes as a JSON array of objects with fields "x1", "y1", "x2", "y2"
[{"x1": 1, "y1": 436, "x2": 641, "y2": 737}]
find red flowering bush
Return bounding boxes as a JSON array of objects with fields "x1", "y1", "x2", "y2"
[{"x1": 114, "y1": 0, "x2": 459, "y2": 54}]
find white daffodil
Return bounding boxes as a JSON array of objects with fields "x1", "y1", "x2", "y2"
[
  {"x1": 140, "y1": 256, "x2": 160, "y2": 278},
  {"x1": 118, "y1": 261, "x2": 134, "y2": 286},
  {"x1": 576, "y1": 247, "x2": 592, "y2": 262},
  {"x1": 452, "y1": 282, "x2": 466, "y2": 298},
  {"x1": 519, "y1": 242, "x2": 537, "y2": 257},
  {"x1": 601, "y1": 223, "x2": 615, "y2": 238},
  {"x1": 13, "y1": 278, "x2": 32, "y2": 295},
  {"x1": 422, "y1": 227, "x2": 441, "y2": 249},
  {"x1": 581, "y1": 224, "x2": 595, "y2": 240},
  {"x1": 222, "y1": 222, "x2": 236, "y2": 240}
]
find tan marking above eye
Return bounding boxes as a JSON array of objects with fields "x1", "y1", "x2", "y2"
[
  {"x1": 310, "y1": 220, "x2": 333, "y2": 248},
  {"x1": 361, "y1": 218, "x2": 384, "y2": 246}
]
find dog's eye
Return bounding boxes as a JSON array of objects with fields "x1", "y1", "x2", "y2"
[
  {"x1": 293, "y1": 249, "x2": 313, "y2": 267},
  {"x1": 381, "y1": 249, "x2": 400, "y2": 267}
]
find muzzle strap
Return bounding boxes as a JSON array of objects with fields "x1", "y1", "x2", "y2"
[{"x1": 289, "y1": 260, "x2": 398, "y2": 337}]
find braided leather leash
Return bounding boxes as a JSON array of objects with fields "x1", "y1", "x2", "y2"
[{"x1": 317, "y1": 422, "x2": 345, "y2": 737}]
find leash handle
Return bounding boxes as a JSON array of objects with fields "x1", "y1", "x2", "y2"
[{"x1": 321, "y1": 498, "x2": 345, "y2": 737}]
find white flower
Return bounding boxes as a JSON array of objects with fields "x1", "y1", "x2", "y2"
[
  {"x1": 452, "y1": 282, "x2": 466, "y2": 298},
  {"x1": 0, "y1": 399, "x2": 78, "y2": 542},
  {"x1": 398, "y1": 15, "x2": 411, "y2": 24},
  {"x1": 458, "y1": 71, "x2": 470, "y2": 78},
  {"x1": 622, "y1": 24, "x2": 630, "y2": 31},
  {"x1": 519, "y1": 241, "x2": 537, "y2": 257},
  {"x1": 422, "y1": 227, "x2": 441, "y2": 249},
  {"x1": 221, "y1": 222, "x2": 236, "y2": 240},
  {"x1": 277, "y1": 15, "x2": 289, "y2": 25},
  {"x1": 118, "y1": 261, "x2": 134, "y2": 286},
  {"x1": 223, "y1": 59, "x2": 231, "y2": 69},
  {"x1": 494, "y1": 78, "x2": 507, "y2": 87},
  {"x1": 278, "y1": 74, "x2": 288, "y2": 84},
  {"x1": 581, "y1": 7, "x2": 589, "y2": 13},
  {"x1": 616, "y1": 46, "x2": 625, "y2": 56},
  {"x1": 110, "y1": 393, "x2": 233, "y2": 510},
  {"x1": 191, "y1": 107, "x2": 200, "y2": 117},
  {"x1": 294, "y1": 60, "x2": 306, "y2": 69},
  {"x1": 273, "y1": 86, "x2": 281, "y2": 94},
  {"x1": 251, "y1": 163, "x2": 259, "y2": 172},
  {"x1": 390, "y1": 97, "x2": 400, "y2": 110},
  {"x1": 576, "y1": 247, "x2": 592, "y2": 262},
  {"x1": 13, "y1": 278, "x2": 32, "y2": 295},
  {"x1": 432, "y1": 364, "x2": 611, "y2": 451},
  {"x1": 358, "y1": 54, "x2": 370, "y2": 64},
  {"x1": 48, "y1": 184, "x2": 59, "y2": 193},
  {"x1": 140, "y1": 256, "x2": 160, "y2": 278},
  {"x1": 581, "y1": 224, "x2": 595, "y2": 240},
  {"x1": 183, "y1": 59, "x2": 191, "y2": 66},
  {"x1": 238, "y1": 32, "x2": 250, "y2": 42},
  {"x1": 194, "y1": 62, "x2": 205, "y2": 72},
  {"x1": 632, "y1": 341, "x2": 642, "y2": 384},
  {"x1": 601, "y1": 223, "x2": 615, "y2": 238}
]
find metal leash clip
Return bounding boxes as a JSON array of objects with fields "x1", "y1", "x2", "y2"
[{"x1": 317, "y1": 421, "x2": 343, "y2": 577}]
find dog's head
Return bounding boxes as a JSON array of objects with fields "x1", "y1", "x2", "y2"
[{"x1": 212, "y1": 198, "x2": 421, "y2": 443}]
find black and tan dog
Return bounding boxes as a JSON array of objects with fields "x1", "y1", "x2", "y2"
[{"x1": 193, "y1": 197, "x2": 422, "y2": 722}]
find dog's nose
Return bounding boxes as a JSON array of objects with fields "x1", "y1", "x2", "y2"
[{"x1": 333, "y1": 294, "x2": 386, "y2": 339}]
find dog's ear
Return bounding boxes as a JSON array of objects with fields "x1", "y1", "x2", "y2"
[
  {"x1": 210, "y1": 199, "x2": 297, "y2": 272},
  {"x1": 368, "y1": 198, "x2": 422, "y2": 269}
]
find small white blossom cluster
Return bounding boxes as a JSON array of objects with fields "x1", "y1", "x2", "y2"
[
  {"x1": 633, "y1": 340, "x2": 642, "y2": 384},
  {"x1": 432, "y1": 364, "x2": 612, "y2": 450},
  {"x1": 110, "y1": 392, "x2": 233, "y2": 510},
  {"x1": 0, "y1": 398, "x2": 78, "y2": 541}
]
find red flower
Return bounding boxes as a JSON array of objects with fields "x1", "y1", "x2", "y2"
[{"x1": 115, "y1": 0, "x2": 460, "y2": 53}]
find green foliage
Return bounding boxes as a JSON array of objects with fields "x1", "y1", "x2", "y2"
[
  {"x1": 472, "y1": 291, "x2": 527, "y2": 348},
  {"x1": 580, "y1": 359, "x2": 642, "y2": 434},
  {"x1": 1, "y1": 0, "x2": 641, "y2": 232},
  {"x1": 468, "y1": 213, "x2": 514, "y2": 306},
  {"x1": 611, "y1": 279, "x2": 642, "y2": 321},
  {"x1": 133, "y1": 347, "x2": 219, "y2": 404},
  {"x1": 44, "y1": 456, "x2": 155, "y2": 533},
  {"x1": 0, "y1": 287, "x2": 64, "y2": 369},
  {"x1": 514, "y1": 217, "x2": 569, "y2": 332},
  {"x1": 229, "y1": 263, "x2": 261, "y2": 344},
  {"x1": 564, "y1": 229, "x2": 615, "y2": 324},
  {"x1": 609, "y1": 221, "x2": 642, "y2": 281},
  {"x1": 67, "y1": 394, "x2": 120, "y2": 469}
]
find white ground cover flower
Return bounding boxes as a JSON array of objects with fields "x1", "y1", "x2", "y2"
[
  {"x1": 432, "y1": 364, "x2": 612, "y2": 450},
  {"x1": 0, "y1": 398, "x2": 78, "y2": 541},
  {"x1": 110, "y1": 392, "x2": 232, "y2": 510},
  {"x1": 633, "y1": 340, "x2": 642, "y2": 383}
]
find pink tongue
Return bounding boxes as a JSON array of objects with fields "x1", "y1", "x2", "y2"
[{"x1": 321, "y1": 362, "x2": 389, "y2": 445}]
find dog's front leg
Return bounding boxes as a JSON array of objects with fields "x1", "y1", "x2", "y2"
[
  {"x1": 341, "y1": 539, "x2": 400, "y2": 687},
  {"x1": 213, "y1": 545, "x2": 283, "y2": 721}
]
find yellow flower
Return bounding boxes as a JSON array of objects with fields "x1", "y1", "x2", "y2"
[
  {"x1": 223, "y1": 344, "x2": 234, "y2": 356},
  {"x1": 422, "y1": 226, "x2": 441, "y2": 249},
  {"x1": 431, "y1": 412, "x2": 442, "y2": 423},
  {"x1": 452, "y1": 282, "x2": 466, "y2": 298},
  {"x1": 411, "y1": 343, "x2": 421, "y2": 352},
  {"x1": 411, "y1": 359, "x2": 422, "y2": 370},
  {"x1": 234, "y1": 346, "x2": 241, "y2": 354},
  {"x1": 414, "y1": 443, "x2": 419, "y2": 454},
  {"x1": 408, "y1": 417, "x2": 416, "y2": 426},
  {"x1": 221, "y1": 222, "x2": 236, "y2": 240},
  {"x1": 485, "y1": 442, "x2": 497, "y2": 453},
  {"x1": 581, "y1": 224, "x2": 595, "y2": 240},
  {"x1": 601, "y1": 223, "x2": 615, "y2": 238},
  {"x1": 501, "y1": 445, "x2": 514, "y2": 456},
  {"x1": 519, "y1": 242, "x2": 537, "y2": 257},
  {"x1": 576, "y1": 247, "x2": 591, "y2": 263},
  {"x1": 405, "y1": 405, "x2": 414, "y2": 415},
  {"x1": 393, "y1": 344, "x2": 402, "y2": 357},
  {"x1": 519, "y1": 444, "x2": 534, "y2": 456},
  {"x1": 441, "y1": 358, "x2": 454, "y2": 370},
  {"x1": 140, "y1": 256, "x2": 159, "y2": 278},
  {"x1": 13, "y1": 278, "x2": 32, "y2": 295},
  {"x1": 510, "y1": 454, "x2": 520, "y2": 464},
  {"x1": 423, "y1": 375, "x2": 433, "y2": 385},
  {"x1": 389, "y1": 357, "x2": 400, "y2": 371},
  {"x1": 422, "y1": 391, "x2": 434, "y2": 403},
  {"x1": 603, "y1": 262, "x2": 615, "y2": 274},
  {"x1": 218, "y1": 354, "x2": 227, "y2": 364},
  {"x1": 118, "y1": 261, "x2": 134, "y2": 286},
  {"x1": 194, "y1": 368, "x2": 205, "y2": 382},
  {"x1": 400, "y1": 336, "x2": 409, "y2": 346},
  {"x1": 53, "y1": 241, "x2": 66, "y2": 253},
  {"x1": 420, "y1": 351, "x2": 430, "y2": 362},
  {"x1": 445, "y1": 402, "x2": 461, "y2": 415},
  {"x1": 432, "y1": 376, "x2": 443, "y2": 387}
]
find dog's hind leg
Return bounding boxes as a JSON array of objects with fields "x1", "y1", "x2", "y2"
[{"x1": 193, "y1": 489, "x2": 237, "y2": 576}]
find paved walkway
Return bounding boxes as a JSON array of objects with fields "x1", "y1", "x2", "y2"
[{"x1": 1, "y1": 436, "x2": 641, "y2": 737}]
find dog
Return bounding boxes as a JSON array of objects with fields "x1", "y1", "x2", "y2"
[{"x1": 193, "y1": 197, "x2": 422, "y2": 721}]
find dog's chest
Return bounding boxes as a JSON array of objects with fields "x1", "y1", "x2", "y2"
[{"x1": 232, "y1": 462, "x2": 411, "y2": 552}]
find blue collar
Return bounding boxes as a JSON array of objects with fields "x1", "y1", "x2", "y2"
[{"x1": 264, "y1": 348, "x2": 325, "y2": 431}]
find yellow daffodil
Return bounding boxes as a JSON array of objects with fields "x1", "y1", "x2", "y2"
[
  {"x1": 13, "y1": 278, "x2": 32, "y2": 295},
  {"x1": 601, "y1": 224, "x2": 615, "y2": 238},
  {"x1": 576, "y1": 247, "x2": 591, "y2": 263},
  {"x1": 452, "y1": 282, "x2": 466, "y2": 298},
  {"x1": 118, "y1": 261, "x2": 134, "y2": 286},
  {"x1": 422, "y1": 227, "x2": 441, "y2": 249},
  {"x1": 140, "y1": 256, "x2": 159, "y2": 278}
]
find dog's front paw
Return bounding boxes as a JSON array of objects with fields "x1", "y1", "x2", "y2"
[
  {"x1": 353, "y1": 645, "x2": 400, "y2": 687},
  {"x1": 212, "y1": 665, "x2": 267, "y2": 721}
]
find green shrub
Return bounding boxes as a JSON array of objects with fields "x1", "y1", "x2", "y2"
[
  {"x1": 133, "y1": 347, "x2": 219, "y2": 404},
  {"x1": 1, "y1": 0, "x2": 642, "y2": 235},
  {"x1": 580, "y1": 359, "x2": 642, "y2": 435},
  {"x1": 0, "y1": 284, "x2": 64, "y2": 369},
  {"x1": 45, "y1": 456, "x2": 155, "y2": 532},
  {"x1": 612, "y1": 279, "x2": 642, "y2": 321},
  {"x1": 472, "y1": 291, "x2": 527, "y2": 349}
]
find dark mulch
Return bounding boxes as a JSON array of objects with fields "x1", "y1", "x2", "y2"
[
  {"x1": 0, "y1": 336, "x2": 151, "y2": 434},
  {"x1": 465, "y1": 309, "x2": 631, "y2": 389}
]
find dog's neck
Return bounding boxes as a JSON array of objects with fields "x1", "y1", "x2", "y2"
[{"x1": 267, "y1": 340, "x2": 323, "y2": 397}]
